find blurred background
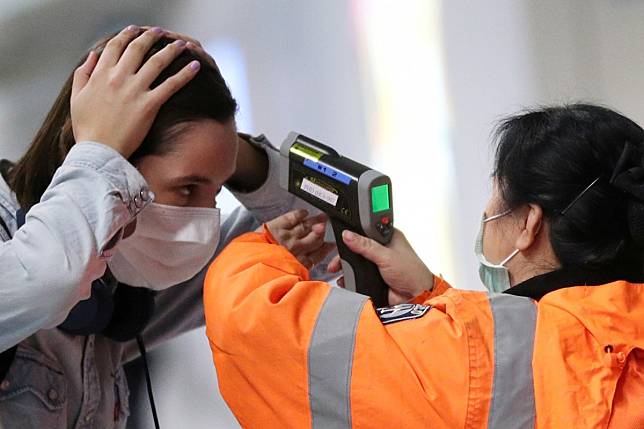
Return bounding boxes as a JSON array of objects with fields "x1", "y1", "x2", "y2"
[{"x1": 2, "y1": 0, "x2": 644, "y2": 427}]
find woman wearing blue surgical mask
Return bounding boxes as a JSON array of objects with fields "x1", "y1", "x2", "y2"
[
  {"x1": 205, "y1": 103, "x2": 644, "y2": 427},
  {"x1": 474, "y1": 188, "x2": 541, "y2": 293},
  {"x1": 0, "y1": 26, "x2": 331, "y2": 428}
]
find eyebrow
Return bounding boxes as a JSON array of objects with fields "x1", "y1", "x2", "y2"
[
  {"x1": 167, "y1": 175, "x2": 214, "y2": 187},
  {"x1": 167, "y1": 171, "x2": 236, "y2": 187}
]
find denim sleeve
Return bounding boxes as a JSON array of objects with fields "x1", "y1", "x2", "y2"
[
  {"x1": 227, "y1": 135, "x2": 297, "y2": 223},
  {"x1": 0, "y1": 142, "x2": 151, "y2": 352}
]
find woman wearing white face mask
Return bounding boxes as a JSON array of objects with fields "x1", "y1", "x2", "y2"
[
  {"x1": 0, "y1": 27, "x2": 332, "y2": 428},
  {"x1": 204, "y1": 104, "x2": 644, "y2": 428}
]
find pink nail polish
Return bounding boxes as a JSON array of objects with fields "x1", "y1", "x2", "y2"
[
  {"x1": 174, "y1": 39, "x2": 186, "y2": 48},
  {"x1": 189, "y1": 61, "x2": 201, "y2": 71},
  {"x1": 151, "y1": 27, "x2": 164, "y2": 34},
  {"x1": 127, "y1": 25, "x2": 139, "y2": 32}
]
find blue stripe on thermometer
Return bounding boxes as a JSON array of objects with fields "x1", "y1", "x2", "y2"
[{"x1": 303, "y1": 159, "x2": 352, "y2": 185}]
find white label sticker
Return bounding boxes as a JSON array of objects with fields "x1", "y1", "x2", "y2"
[{"x1": 301, "y1": 178, "x2": 338, "y2": 206}]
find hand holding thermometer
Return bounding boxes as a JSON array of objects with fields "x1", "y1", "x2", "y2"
[{"x1": 279, "y1": 132, "x2": 393, "y2": 308}]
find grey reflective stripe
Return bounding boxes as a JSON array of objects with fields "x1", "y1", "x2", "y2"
[
  {"x1": 308, "y1": 287, "x2": 368, "y2": 429},
  {"x1": 488, "y1": 294, "x2": 537, "y2": 429}
]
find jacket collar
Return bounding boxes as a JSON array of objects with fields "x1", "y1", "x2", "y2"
[{"x1": 504, "y1": 266, "x2": 644, "y2": 301}]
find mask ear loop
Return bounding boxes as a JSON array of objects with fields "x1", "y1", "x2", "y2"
[
  {"x1": 484, "y1": 208, "x2": 513, "y2": 223},
  {"x1": 484, "y1": 207, "x2": 538, "y2": 267},
  {"x1": 499, "y1": 248, "x2": 520, "y2": 266},
  {"x1": 481, "y1": 208, "x2": 519, "y2": 266}
]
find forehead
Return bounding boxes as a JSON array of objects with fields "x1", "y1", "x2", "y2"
[{"x1": 139, "y1": 119, "x2": 238, "y2": 184}]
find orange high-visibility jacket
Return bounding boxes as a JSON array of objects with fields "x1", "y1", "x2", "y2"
[{"x1": 204, "y1": 231, "x2": 644, "y2": 428}]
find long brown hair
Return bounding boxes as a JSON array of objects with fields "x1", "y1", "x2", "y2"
[{"x1": 8, "y1": 32, "x2": 237, "y2": 210}]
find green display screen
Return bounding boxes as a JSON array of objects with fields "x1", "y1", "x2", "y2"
[{"x1": 371, "y1": 184, "x2": 390, "y2": 213}]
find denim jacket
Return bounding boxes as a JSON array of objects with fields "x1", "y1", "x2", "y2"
[{"x1": 0, "y1": 136, "x2": 297, "y2": 428}]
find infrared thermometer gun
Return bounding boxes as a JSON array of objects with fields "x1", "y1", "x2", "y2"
[{"x1": 279, "y1": 132, "x2": 394, "y2": 308}]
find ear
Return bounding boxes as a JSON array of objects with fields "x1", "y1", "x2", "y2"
[{"x1": 514, "y1": 204, "x2": 543, "y2": 251}]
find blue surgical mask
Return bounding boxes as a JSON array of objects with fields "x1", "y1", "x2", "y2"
[{"x1": 474, "y1": 210, "x2": 519, "y2": 293}]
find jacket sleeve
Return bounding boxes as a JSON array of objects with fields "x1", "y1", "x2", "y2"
[
  {"x1": 409, "y1": 275, "x2": 452, "y2": 304},
  {"x1": 204, "y1": 230, "x2": 340, "y2": 427},
  {"x1": 0, "y1": 142, "x2": 150, "y2": 352},
  {"x1": 204, "y1": 231, "x2": 495, "y2": 428}
]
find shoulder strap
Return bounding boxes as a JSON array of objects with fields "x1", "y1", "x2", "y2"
[
  {"x1": 0, "y1": 160, "x2": 14, "y2": 241},
  {"x1": 0, "y1": 215, "x2": 10, "y2": 242},
  {"x1": 0, "y1": 346, "x2": 17, "y2": 382},
  {"x1": 0, "y1": 162, "x2": 18, "y2": 381}
]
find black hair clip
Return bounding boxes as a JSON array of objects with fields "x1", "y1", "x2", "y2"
[{"x1": 610, "y1": 141, "x2": 644, "y2": 201}]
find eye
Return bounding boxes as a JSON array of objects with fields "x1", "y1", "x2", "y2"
[{"x1": 178, "y1": 185, "x2": 195, "y2": 197}]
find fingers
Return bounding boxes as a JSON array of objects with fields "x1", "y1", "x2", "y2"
[
  {"x1": 95, "y1": 25, "x2": 141, "y2": 71},
  {"x1": 265, "y1": 210, "x2": 323, "y2": 243},
  {"x1": 185, "y1": 41, "x2": 219, "y2": 70},
  {"x1": 291, "y1": 213, "x2": 327, "y2": 239},
  {"x1": 288, "y1": 216, "x2": 329, "y2": 254},
  {"x1": 148, "y1": 59, "x2": 200, "y2": 105},
  {"x1": 72, "y1": 51, "x2": 98, "y2": 97},
  {"x1": 164, "y1": 31, "x2": 203, "y2": 48},
  {"x1": 327, "y1": 255, "x2": 342, "y2": 273},
  {"x1": 141, "y1": 27, "x2": 218, "y2": 69},
  {"x1": 342, "y1": 230, "x2": 388, "y2": 266},
  {"x1": 273, "y1": 209, "x2": 310, "y2": 230},
  {"x1": 116, "y1": 27, "x2": 167, "y2": 76},
  {"x1": 290, "y1": 229, "x2": 325, "y2": 254},
  {"x1": 290, "y1": 222, "x2": 310, "y2": 239},
  {"x1": 136, "y1": 39, "x2": 188, "y2": 88},
  {"x1": 304, "y1": 213, "x2": 328, "y2": 230},
  {"x1": 311, "y1": 221, "x2": 326, "y2": 235}
]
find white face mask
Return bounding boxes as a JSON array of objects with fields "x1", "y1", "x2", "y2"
[
  {"x1": 108, "y1": 202, "x2": 221, "y2": 290},
  {"x1": 474, "y1": 210, "x2": 519, "y2": 293}
]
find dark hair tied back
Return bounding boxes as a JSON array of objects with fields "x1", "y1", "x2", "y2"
[
  {"x1": 493, "y1": 104, "x2": 644, "y2": 274},
  {"x1": 609, "y1": 141, "x2": 644, "y2": 247}
]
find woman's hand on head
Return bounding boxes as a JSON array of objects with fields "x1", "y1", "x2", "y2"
[
  {"x1": 328, "y1": 228, "x2": 434, "y2": 305},
  {"x1": 70, "y1": 25, "x2": 201, "y2": 158},
  {"x1": 141, "y1": 27, "x2": 219, "y2": 70},
  {"x1": 262, "y1": 209, "x2": 336, "y2": 269}
]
